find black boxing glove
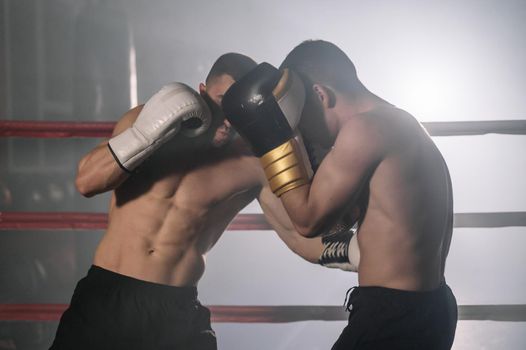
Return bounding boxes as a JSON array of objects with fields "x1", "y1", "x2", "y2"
[{"x1": 222, "y1": 63, "x2": 310, "y2": 196}]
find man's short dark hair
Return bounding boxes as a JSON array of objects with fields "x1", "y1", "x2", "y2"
[
  {"x1": 280, "y1": 40, "x2": 361, "y2": 92},
  {"x1": 206, "y1": 53, "x2": 257, "y2": 83}
]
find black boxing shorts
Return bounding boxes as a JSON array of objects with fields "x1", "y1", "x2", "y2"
[
  {"x1": 49, "y1": 265, "x2": 216, "y2": 350},
  {"x1": 332, "y1": 282, "x2": 457, "y2": 350}
]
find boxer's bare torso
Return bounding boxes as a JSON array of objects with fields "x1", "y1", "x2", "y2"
[
  {"x1": 354, "y1": 106, "x2": 453, "y2": 291},
  {"x1": 283, "y1": 103, "x2": 453, "y2": 291},
  {"x1": 78, "y1": 106, "x2": 265, "y2": 287}
]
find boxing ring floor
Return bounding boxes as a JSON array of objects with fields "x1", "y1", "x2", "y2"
[{"x1": 0, "y1": 119, "x2": 526, "y2": 349}]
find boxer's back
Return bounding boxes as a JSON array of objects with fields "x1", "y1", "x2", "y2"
[
  {"x1": 94, "y1": 110, "x2": 263, "y2": 287},
  {"x1": 357, "y1": 107, "x2": 453, "y2": 291}
]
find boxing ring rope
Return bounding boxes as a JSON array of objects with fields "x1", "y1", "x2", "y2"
[
  {"x1": 0, "y1": 212, "x2": 270, "y2": 231},
  {"x1": 0, "y1": 120, "x2": 115, "y2": 138},
  {"x1": 2, "y1": 304, "x2": 526, "y2": 323},
  {"x1": 2, "y1": 119, "x2": 526, "y2": 138},
  {"x1": 1, "y1": 211, "x2": 526, "y2": 231},
  {"x1": 1, "y1": 119, "x2": 526, "y2": 323}
]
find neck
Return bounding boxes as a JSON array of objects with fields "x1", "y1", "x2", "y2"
[{"x1": 332, "y1": 89, "x2": 391, "y2": 131}]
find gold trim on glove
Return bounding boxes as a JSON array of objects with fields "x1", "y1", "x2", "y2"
[{"x1": 260, "y1": 139, "x2": 310, "y2": 197}]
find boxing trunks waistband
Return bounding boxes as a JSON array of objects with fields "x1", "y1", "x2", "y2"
[
  {"x1": 345, "y1": 281, "x2": 454, "y2": 310},
  {"x1": 82, "y1": 265, "x2": 198, "y2": 300}
]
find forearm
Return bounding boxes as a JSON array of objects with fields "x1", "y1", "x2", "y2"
[
  {"x1": 270, "y1": 207, "x2": 361, "y2": 271},
  {"x1": 273, "y1": 227, "x2": 324, "y2": 263},
  {"x1": 280, "y1": 184, "x2": 329, "y2": 237},
  {"x1": 259, "y1": 185, "x2": 325, "y2": 263},
  {"x1": 75, "y1": 141, "x2": 129, "y2": 197},
  {"x1": 260, "y1": 183, "x2": 360, "y2": 270},
  {"x1": 259, "y1": 185, "x2": 319, "y2": 262}
]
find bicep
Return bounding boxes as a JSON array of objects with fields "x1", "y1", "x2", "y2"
[{"x1": 308, "y1": 120, "x2": 384, "y2": 225}]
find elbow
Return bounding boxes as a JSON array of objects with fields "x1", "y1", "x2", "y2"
[
  {"x1": 75, "y1": 174, "x2": 96, "y2": 198},
  {"x1": 293, "y1": 213, "x2": 329, "y2": 238},
  {"x1": 75, "y1": 158, "x2": 93, "y2": 197},
  {"x1": 289, "y1": 206, "x2": 325, "y2": 238},
  {"x1": 295, "y1": 223, "x2": 321, "y2": 238}
]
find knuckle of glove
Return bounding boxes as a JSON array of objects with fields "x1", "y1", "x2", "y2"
[{"x1": 148, "y1": 82, "x2": 211, "y2": 138}]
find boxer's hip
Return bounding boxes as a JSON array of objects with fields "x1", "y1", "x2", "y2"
[
  {"x1": 50, "y1": 265, "x2": 215, "y2": 350},
  {"x1": 333, "y1": 282, "x2": 457, "y2": 349}
]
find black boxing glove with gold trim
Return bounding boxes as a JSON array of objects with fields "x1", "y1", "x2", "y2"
[{"x1": 222, "y1": 63, "x2": 309, "y2": 196}]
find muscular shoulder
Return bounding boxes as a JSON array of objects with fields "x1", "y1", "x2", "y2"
[
  {"x1": 340, "y1": 106, "x2": 420, "y2": 151},
  {"x1": 336, "y1": 112, "x2": 385, "y2": 153}
]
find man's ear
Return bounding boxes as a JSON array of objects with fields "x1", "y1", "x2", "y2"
[
  {"x1": 199, "y1": 83, "x2": 206, "y2": 95},
  {"x1": 312, "y1": 84, "x2": 336, "y2": 109}
]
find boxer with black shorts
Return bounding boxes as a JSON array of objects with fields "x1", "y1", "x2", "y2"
[
  {"x1": 222, "y1": 41, "x2": 457, "y2": 349},
  {"x1": 50, "y1": 53, "x2": 359, "y2": 350}
]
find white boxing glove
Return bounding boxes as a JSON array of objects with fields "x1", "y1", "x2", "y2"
[{"x1": 108, "y1": 83, "x2": 211, "y2": 172}]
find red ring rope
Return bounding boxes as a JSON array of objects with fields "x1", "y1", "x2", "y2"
[
  {"x1": 1, "y1": 120, "x2": 526, "y2": 138},
  {"x1": 0, "y1": 212, "x2": 271, "y2": 231},
  {"x1": 0, "y1": 120, "x2": 115, "y2": 138},
  {"x1": 0, "y1": 304, "x2": 346, "y2": 323},
  {"x1": 1, "y1": 304, "x2": 525, "y2": 322},
  {"x1": 1, "y1": 211, "x2": 525, "y2": 230}
]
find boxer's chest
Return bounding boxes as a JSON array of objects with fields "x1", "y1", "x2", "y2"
[
  {"x1": 177, "y1": 154, "x2": 261, "y2": 207},
  {"x1": 131, "y1": 150, "x2": 261, "y2": 208}
]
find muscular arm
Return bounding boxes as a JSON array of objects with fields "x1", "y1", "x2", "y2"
[
  {"x1": 258, "y1": 185, "x2": 323, "y2": 263},
  {"x1": 281, "y1": 117, "x2": 385, "y2": 237},
  {"x1": 75, "y1": 106, "x2": 142, "y2": 197}
]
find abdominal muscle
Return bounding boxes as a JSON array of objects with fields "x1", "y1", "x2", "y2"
[{"x1": 93, "y1": 191, "x2": 230, "y2": 287}]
